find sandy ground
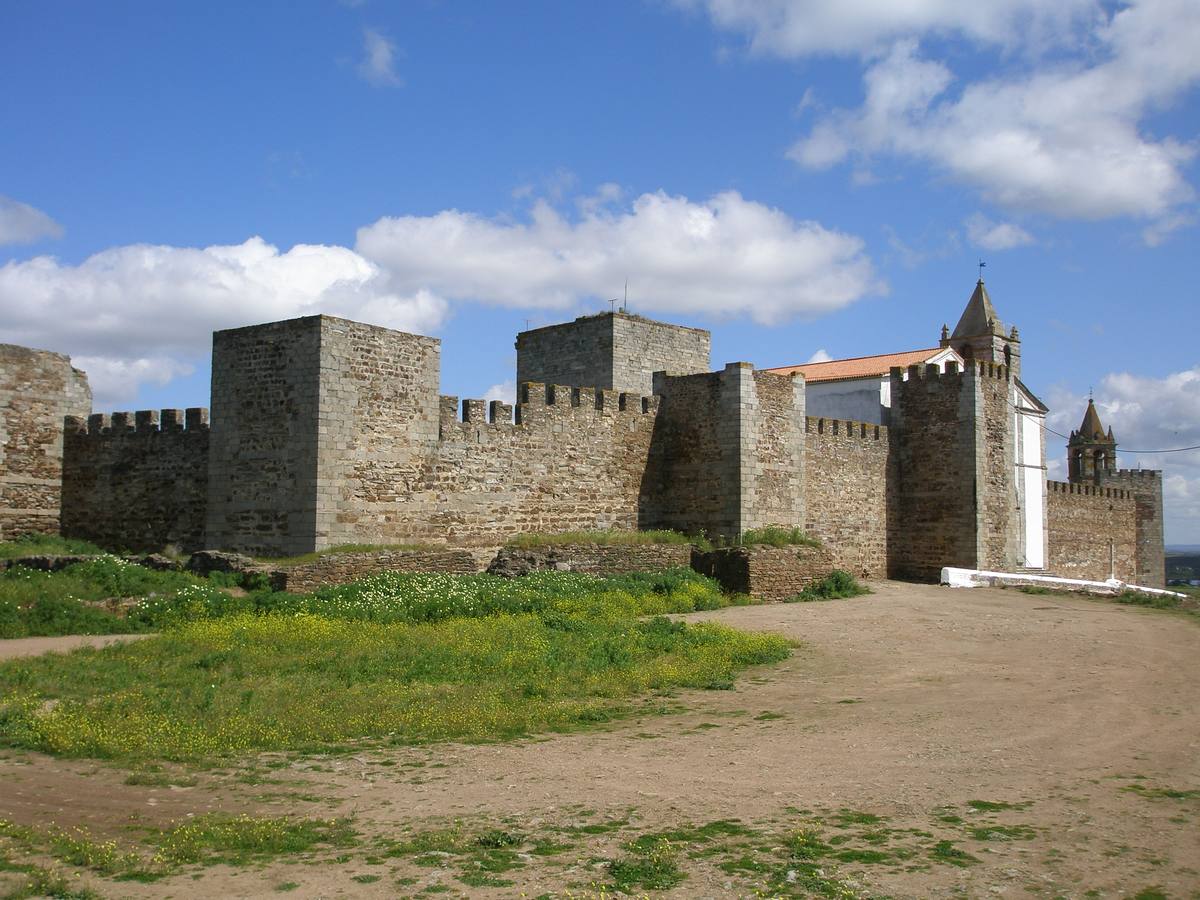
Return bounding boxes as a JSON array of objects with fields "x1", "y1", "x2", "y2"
[
  {"x1": 0, "y1": 632, "x2": 153, "y2": 660},
  {"x1": 1, "y1": 581, "x2": 1198, "y2": 898}
]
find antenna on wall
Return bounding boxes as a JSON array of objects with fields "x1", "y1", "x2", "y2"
[
  {"x1": 609, "y1": 299, "x2": 617, "y2": 313},
  {"x1": 623, "y1": 279, "x2": 628, "y2": 312}
]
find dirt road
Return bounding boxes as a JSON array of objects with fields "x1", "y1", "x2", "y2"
[{"x1": 2, "y1": 581, "x2": 1197, "y2": 898}]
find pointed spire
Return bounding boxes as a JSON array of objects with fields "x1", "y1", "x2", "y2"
[
  {"x1": 1078, "y1": 398, "x2": 1108, "y2": 441},
  {"x1": 951, "y1": 279, "x2": 1003, "y2": 339}
]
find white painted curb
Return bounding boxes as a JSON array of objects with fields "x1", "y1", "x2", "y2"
[{"x1": 940, "y1": 567, "x2": 1186, "y2": 599}]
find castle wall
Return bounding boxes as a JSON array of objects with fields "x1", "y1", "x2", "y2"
[
  {"x1": 889, "y1": 364, "x2": 980, "y2": 579},
  {"x1": 803, "y1": 417, "x2": 893, "y2": 579},
  {"x1": 977, "y1": 365, "x2": 1019, "y2": 570},
  {"x1": 1046, "y1": 481, "x2": 1137, "y2": 582},
  {"x1": 314, "y1": 318, "x2": 440, "y2": 550},
  {"x1": 517, "y1": 312, "x2": 710, "y2": 395},
  {"x1": 61, "y1": 409, "x2": 209, "y2": 552},
  {"x1": 1097, "y1": 469, "x2": 1164, "y2": 587},
  {"x1": 746, "y1": 370, "x2": 806, "y2": 532},
  {"x1": 205, "y1": 316, "x2": 326, "y2": 556},
  {"x1": 0, "y1": 344, "x2": 91, "y2": 540},
  {"x1": 647, "y1": 369, "x2": 734, "y2": 537}
]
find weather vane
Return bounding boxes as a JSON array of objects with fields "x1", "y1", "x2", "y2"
[{"x1": 978, "y1": 259, "x2": 987, "y2": 281}]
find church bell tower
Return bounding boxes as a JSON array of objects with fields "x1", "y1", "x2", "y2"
[
  {"x1": 1068, "y1": 399, "x2": 1117, "y2": 483},
  {"x1": 940, "y1": 278, "x2": 1021, "y2": 378}
]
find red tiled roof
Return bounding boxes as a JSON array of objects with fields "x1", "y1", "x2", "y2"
[{"x1": 763, "y1": 348, "x2": 945, "y2": 383}]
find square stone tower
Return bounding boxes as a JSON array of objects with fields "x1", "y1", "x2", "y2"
[{"x1": 516, "y1": 311, "x2": 711, "y2": 395}]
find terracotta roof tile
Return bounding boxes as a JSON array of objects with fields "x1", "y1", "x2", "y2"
[{"x1": 763, "y1": 348, "x2": 945, "y2": 383}]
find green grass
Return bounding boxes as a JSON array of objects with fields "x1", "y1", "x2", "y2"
[
  {"x1": 784, "y1": 570, "x2": 870, "y2": 603},
  {"x1": 0, "y1": 573, "x2": 787, "y2": 760},
  {"x1": 608, "y1": 837, "x2": 685, "y2": 892},
  {"x1": 256, "y1": 543, "x2": 437, "y2": 566},
  {"x1": 0, "y1": 556, "x2": 231, "y2": 639},
  {"x1": 736, "y1": 526, "x2": 821, "y2": 548},
  {"x1": 0, "y1": 534, "x2": 104, "y2": 560},
  {"x1": 505, "y1": 528, "x2": 710, "y2": 550},
  {"x1": 0, "y1": 814, "x2": 355, "y2": 883},
  {"x1": 1114, "y1": 589, "x2": 1195, "y2": 613}
]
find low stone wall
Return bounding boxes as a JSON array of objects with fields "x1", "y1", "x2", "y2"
[
  {"x1": 692, "y1": 545, "x2": 836, "y2": 601},
  {"x1": 271, "y1": 549, "x2": 481, "y2": 593},
  {"x1": 487, "y1": 543, "x2": 694, "y2": 577}
]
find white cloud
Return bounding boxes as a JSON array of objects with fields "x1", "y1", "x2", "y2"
[
  {"x1": 356, "y1": 189, "x2": 882, "y2": 324},
  {"x1": 1, "y1": 188, "x2": 879, "y2": 405},
  {"x1": 686, "y1": 1, "x2": 1200, "y2": 232},
  {"x1": 1046, "y1": 366, "x2": 1200, "y2": 542},
  {"x1": 0, "y1": 196, "x2": 63, "y2": 246},
  {"x1": 674, "y1": 0, "x2": 1098, "y2": 58},
  {"x1": 788, "y1": 6, "x2": 1200, "y2": 226},
  {"x1": 72, "y1": 356, "x2": 195, "y2": 409},
  {"x1": 0, "y1": 237, "x2": 448, "y2": 406},
  {"x1": 357, "y1": 27, "x2": 402, "y2": 87},
  {"x1": 965, "y1": 212, "x2": 1035, "y2": 250},
  {"x1": 483, "y1": 381, "x2": 517, "y2": 405},
  {"x1": 806, "y1": 348, "x2": 833, "y2": 363}
]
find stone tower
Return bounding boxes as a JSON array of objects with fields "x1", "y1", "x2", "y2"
[
  {"x1": 940, "y1": 279, "x2": 1021, "y2": 378},
  {"x1": 1067, "y1": 399, "x2": 1117, "y2": 483}
]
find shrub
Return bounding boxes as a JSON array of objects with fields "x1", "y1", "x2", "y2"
[
  {"x1": 737, "y1": 527, "x2": 820, "y2": 548},
  {"x1": 785, "y1": 570, "x2": 869, "y2": 603}
]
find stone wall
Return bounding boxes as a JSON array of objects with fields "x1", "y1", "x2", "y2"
[
  {"x1": 61, "y1": 409, "x2": 209, "y2": 553},
  {"x1": 1097, "y1": 469, "x2": 1164, "y2": 587},
  {"x1": 648, "y1": 369, "x2": 735, "y2": 538},
  {"x1": 270, "y1": 548, "x2": 480, "y2": 593},
  {"x1": 0, "y1": 344, "x2": 91, "y2": 540},
  {"x1": 487, "y1": 542, "x2": 693, "y2": 577},
  {"x1": 976, "y1": 364, "x2": 1019, "y2": 571},
  {"x1": 692, "y1": 545, "x2": 836, "y2": 601},
  {"x1": 1046, "y1": 481, "x2": 1137, "y2": 582},
  {"x1": 803, "y1": 417, "x2": 893, "y2": 578},
  {"x1": 747, "y1": 370, "x2": 806, "y2": 532},
  {"x1": 206, "y1": 316, "x2": 326, "y2": 556},
  {"x1": 517, "y1": 311, "x2": 710, "y2": 396},
  {"x1": 889, "y1": 364, "x2": 980, "y2": 579},
  {"x1": 314, "y1": 318, "x2": 441, "y2": 550}
]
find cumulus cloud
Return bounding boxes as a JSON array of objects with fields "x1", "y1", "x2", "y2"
[
  {"x1": 0, "y1": 196, "x2": 63, "y2": 246},
  {"x1": 483, "y1": 380, "x2": 517, "y2": 405},
  {"x1": 965, "y1": 213, "x2": 1034, "y2": 250},
  {"x1": 687, "y1": 0, "x2": 1200, "y2": 233},
  {"x1": 356, "y1": 189, "x2": 881, "y2": 324},
  {"x1": 0, "y1": 237, "x2": 448, "y2": 406},
  {"x1": 1, "y1": 188, "x2": 880, "y2": 405},
  {"x1": 357, "y1": 27, "x2": 402, "y2": 87},
  {"x1": 1046, "y1": 366, "x2": 1200, "y2": 542},
  {"x1": 806, "y1": 348, "x2": 833, "y2": 363},
  {"x1": 674, "y1": 0, "x2": 1097, "y2": 58}
]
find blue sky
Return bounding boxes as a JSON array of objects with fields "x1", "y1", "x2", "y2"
[{"x1": 2, "y1": 1, "x2": 1198, "y2": 542}]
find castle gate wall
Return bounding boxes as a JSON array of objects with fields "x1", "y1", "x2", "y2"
[
  {"x1": 803, "y1": 417, "x2": 893, "y2": 579},
  {"x1": 62, "y1": 409, "x2": 209, "y2": 552},
  {"x1": 1046, "y1": 481, "x2": 1137, "y2": 582},
  {"x1": 746, "y1": 370, "x2": 806, "y2": 533},
  {"x1": 0, "y1": 344, "x2": 91, "y2": 540},
  {"x1": 1097, "y1": 469, "x2": 1164, "y2": 587}
]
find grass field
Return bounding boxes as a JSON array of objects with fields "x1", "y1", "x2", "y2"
[{"x1": 0, "y1": 567, "x2": 789, "y2": 761}]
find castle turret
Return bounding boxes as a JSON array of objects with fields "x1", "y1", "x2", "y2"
[
  {"x1": 1068, "y1": 398, "x2": 1117, "y2": 483},
  {"x1": 941, "y1": 279, "x2": 1021, "y2": 378}
]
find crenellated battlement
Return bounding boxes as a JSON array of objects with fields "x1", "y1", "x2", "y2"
[
  {"x1": 805, "y1": 416, "x2": 886, "y2": 442},
  {"x1": 437, "y1": 382, "x2": 659, "y2": 442},
  {"x1": 1048, "y1": 480, "x2": 1131, "y2": 500},
  {"x1": 890, "y1": 360, "x2": 1011, "y2": 385},
  {"x1": 67, "y1": 408, "x2": 210, "y2": 436},
  {"x1": 1106, "y1": 468, "x2": 1162, "y2": 481}
]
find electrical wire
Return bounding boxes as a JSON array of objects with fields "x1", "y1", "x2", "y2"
[{"x1": 1007, "y1": 396, "x2": 1199, "y2": 453}]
